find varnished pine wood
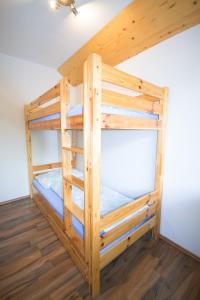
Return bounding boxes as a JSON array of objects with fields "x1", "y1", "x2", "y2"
[
  {"x1": 28, "y1": 102, "x2": 60, "y2": 121},
  {"x1": 29, "y1": 113, "x2": 161, "y2": 130},
  {"x1": 58, "y1": 0, "x2": 200, "y2": 85},
  {"x1": 32, "y1": 162, "x2": 62, "y2": 172},
  {"x1": 28, "y1": 83, "x2": 60, "y2": 110},
  {"x1": 0, "y1": 198, "x2": 199, "y2": 300}
]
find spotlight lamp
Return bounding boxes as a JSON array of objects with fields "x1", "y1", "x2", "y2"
[{"x1": 49, "y1": 0, "x2": 79, "y2": 16}]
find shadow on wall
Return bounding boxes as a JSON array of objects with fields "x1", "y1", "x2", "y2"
[{"x1": 76, "y1": 130, "x2": 157, "y2": 198}]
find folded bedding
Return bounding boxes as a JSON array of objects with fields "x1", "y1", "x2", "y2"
[{"x1": 30, "y1": 104, "x2": 158, "y2": 123}]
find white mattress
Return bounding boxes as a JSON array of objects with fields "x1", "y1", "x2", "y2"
[
  {"x1": 33, "y1": 169, "x2": 151, "y2": 237},
  {"x1": 35, "y1": 168, "x2": 137, "y2": 217},
  {"x1": 30, "y1": 104, "x2": 158, "y2": 123}
]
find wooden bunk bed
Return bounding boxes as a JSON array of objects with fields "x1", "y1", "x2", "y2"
[{"x1": 24, "y1": 53, "x2": 168, "y2": 297}]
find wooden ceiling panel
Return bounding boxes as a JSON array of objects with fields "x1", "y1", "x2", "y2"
[{"x1": 58, "y1": 0, "x2": 200, "y2": 85}]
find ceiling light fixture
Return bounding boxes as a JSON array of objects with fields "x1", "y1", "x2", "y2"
[{"x1": 49, "y1": 0, "x2": 79, "y2": 16}]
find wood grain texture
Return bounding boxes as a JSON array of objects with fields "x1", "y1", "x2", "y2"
[
  {"x1": 58, "y1": 0, "x2": 200, "y2": 85},
  {"x1": 0, "y1": 198, "x2": 200, "y2": 300},
  {"x1": 29, "y1": 113, "x2": 161, "y2": 131}
]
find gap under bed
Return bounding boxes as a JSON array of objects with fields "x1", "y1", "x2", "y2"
[
  {"x1": 33, "y1": 169, "x2": 152, "y2": 254},
  {"x1": 30, "y1": 104, "x2": 158, "y2": 124}
]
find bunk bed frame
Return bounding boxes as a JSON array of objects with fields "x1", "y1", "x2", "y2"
[{"x1": 24, "y1": 53, "x2": 168, "y2": 297}]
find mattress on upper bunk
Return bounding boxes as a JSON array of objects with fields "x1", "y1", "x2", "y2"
[
  {"x1": 30, "y1": 104, "x2": 158, "y2": 123},
  {"x1": 33, "y1": 169, "x2": 152, "y2": 254}
]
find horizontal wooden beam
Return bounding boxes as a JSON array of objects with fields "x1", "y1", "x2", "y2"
[
  {"x1": 102, "y1": 89, "x2": 162, "y2": 114},
  {"x1": 32, "y1": 162, "x2": 62, "y2": 172},
  {"x1": 64, "y1": 175, "x2": 84, "y2": 190},
  {"x1": 58, "y1": 0, "x2": 200, "y2": 86},
  {"x1": 62, "y1": 147, "x2": 84, "y2": 155},
  {"x1": 28, "y1": 83, "x2": 60, "y2": 111},
  {"x1": 28, "y1": 102, "x2": 60, "y2": 121},
  {"x1": 101, "y1": 114, "x2": 161, "y2": 130},
  {"x1": 100, "y1": 203, "x2": 156, "y2": 249},
  {"x1": 100, "y1": 216, "x2": 156, "y2": 269},
  {"x1": 102, "y1": 64, "x2": 164, "y2": 99},
  {"x1": 100, "y1": 191, "x2": 158, "y2": 231},
  {"x1": 29, "y1": 113, "x2": 161, "y2": 130},
  {"x1": 64, "y1": 200, "x2": 84, "y2": 224},
  {"x1": 29, "y1": 118, "x2": 61, "y2": 130}
]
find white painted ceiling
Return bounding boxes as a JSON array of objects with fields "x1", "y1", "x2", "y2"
[{"x1": 0, "y1": 0, "x2": 132, "y2": 68}]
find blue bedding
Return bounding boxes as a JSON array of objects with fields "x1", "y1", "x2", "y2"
[
  {"x1": 31, "y1": 104, "x2": 158, "y2": 123},
  {"x1": 33, "y1": 172, "x2": 152, "y2": 254}
]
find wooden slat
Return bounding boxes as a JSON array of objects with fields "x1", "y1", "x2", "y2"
[
  {"x1": 29, "y1": 113, "x2": 161, "y2": 130},
  {"x1": 101, "y1": 113, "x2": 161, "y2": 130},
  {"x1": 153, "y1": 87, "x2": 168, "y2": 239},
  {"x1": 102, "y1": 89, "x2": 162, "y2": 114},
  {"x1": 71, "y1": 130, "x2": 77, "y2": 168},
  {"x1": 66, "y1": 115, "x2": 83, "y2": 129},
  {"x1": 100, "y1": 203, "x2": 156, "y2": 249},
  {"x1": 29, "y1": 83, "x2": 60, "y2": 110},
  {"x1": 29, "y1": 118, "x2": 61, "y2": 130},
  {"x1": 70, "y1": 227, "x2": 85, "y2": 257},
  {"x1": 58, "y1": 0, "x2": 200, "y2": 85},
  {"x1": 64, "y1": 175, "x2": 84, "y2": 190},
  {"x1": 102, "y1": 64, "x2": 164, "y2": 99},
  {"x1": 65, "y1": 200, "x2": 84, "y2": 224},
  {"x1": 63, "y1": 147, "x2": 84, "y2": 155},
  {"x1": 100, "y1": 216, "x2": 156, "y2": 269},
  {"x1": 32, "y1": 162, "x2": 62, "y2": 172},
  {"x1": 28, "y1": 102, "x2": 60, "y2": 121},
  {"x1": 100, "y1": 191, "x2": 157, "y2": 231}
]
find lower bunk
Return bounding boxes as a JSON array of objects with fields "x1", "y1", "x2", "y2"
[{"x1": 33, "y1": 169, "x2": 157, "y2": 272}]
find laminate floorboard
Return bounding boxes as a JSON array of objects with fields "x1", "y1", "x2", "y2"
[{"x1": 0, "y1": 198, "x2": 199, "y2": 300}]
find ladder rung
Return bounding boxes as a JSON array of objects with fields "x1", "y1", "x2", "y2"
[
  {"x1": 64, "y1": 175, "x2": 84, "y2": 190},
  {"x1": 62, "y1": 147, "x2": 83, "y2": 155}
]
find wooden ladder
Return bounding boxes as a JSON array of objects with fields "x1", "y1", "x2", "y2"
[{"x1": 60, "y1": 53, "x2": 102, "y2": 297}]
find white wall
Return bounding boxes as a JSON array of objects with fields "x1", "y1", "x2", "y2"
[
  {"x1": 76, "y1": 25, "x2": 200, "y2": 257},
  {"x1": 116, "y1": 25, "x2": 200, "y2": 257},
  {"x1": 0, "y1": 53, "x2": 61, "y2": 202}
]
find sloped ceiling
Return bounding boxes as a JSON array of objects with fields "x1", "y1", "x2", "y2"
[{"x1": 0, "y1": 0, "x2": 132, "y2": 68}]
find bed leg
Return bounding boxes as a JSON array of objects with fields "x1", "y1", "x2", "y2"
[
  {"x1": 90, "y1": 271, "x2": 100, "y2": 298},
  {"x1": 152, "y1": 226, "x2": 159, "y2": 240}
]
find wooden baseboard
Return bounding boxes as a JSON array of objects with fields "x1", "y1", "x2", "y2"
[
  {"x1": 160, "y1": 234, "x2": 200, "y2": 263},
  {"x1": 0, "y1": 195, "x2": 30, "y2": 206}
]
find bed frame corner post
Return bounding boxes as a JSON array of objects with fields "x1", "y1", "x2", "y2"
[
  {"x1": 24, "y1": 104, "x2": 33, "y2": 198},
  {"x1": 153, "y1": 87, "x2": 168, "y2": 239},
  {"x1": 84, "y1": 53, "x2": 102, "y2": 297}
]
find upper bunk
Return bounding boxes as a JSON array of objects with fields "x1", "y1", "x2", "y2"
[{"x1": 25, "y1": 60, "x2": 166, "y2": 131}]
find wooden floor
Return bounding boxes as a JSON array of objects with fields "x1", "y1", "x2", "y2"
[{"x1": 0, "y1": 198, "x2": 200, "y2": 300}]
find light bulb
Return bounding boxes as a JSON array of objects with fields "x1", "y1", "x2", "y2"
[{"x1": 49, "y1": 0, "x2": 59, "y2": 11}]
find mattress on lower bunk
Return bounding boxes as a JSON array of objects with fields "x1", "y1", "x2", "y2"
[
  {"x1": 30, "y1": 104, "x2": 158, "y2": 124},
  {"x1": 33, "y1": 169, "x2": 152, "y2": 254}
]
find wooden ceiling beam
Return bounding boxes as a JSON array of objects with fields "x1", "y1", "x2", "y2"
[{"x1": 58, "y1": 0, "x2": 200, "y2": 86}]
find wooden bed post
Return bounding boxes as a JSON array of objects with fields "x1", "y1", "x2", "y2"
[
  {"x1": 24, "y1": 105, "x2": 33, "y2": 198},
  {"x1": 60, "y1": 78, "x2": 72, "y2": 236},
  {"x1": 153, "y1": 87, "x2": 168, "y2": 239},
  {"x1": 84, "y1": 53, "x2": 102, "y2": 297},
  {"x1": 71, "y1": 130, "x2": 76, "y2": 167}
]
